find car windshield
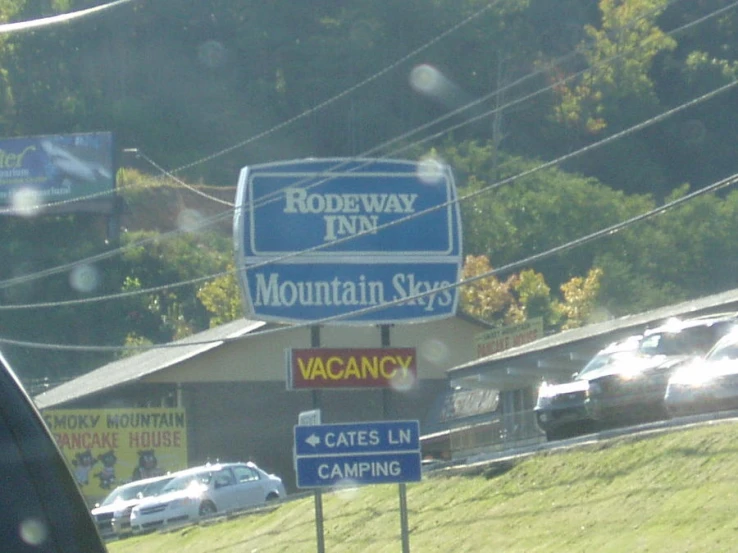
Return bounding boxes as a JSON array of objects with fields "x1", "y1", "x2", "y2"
[
  {"x1": 100, "y1": 477, "x2": 173, "y2": 505},
  {"x1": 6, "y1": 3, "x2": 738, "y2": 551},
  {"x1": 577, "y1": 339, "x2": 642, "y2": 377},
  {"x1": 100, "y1": 482, "x2": 150, "y2": 506},
  {"x1": 639, "y1": 326, "x2": 726, "y2": 357},
  {"x1": 707, "y1": 341, "x2": 738, "y2": 362},
  {"x1": 161, "y1": 471, "x2": 212, "y2": 493}
]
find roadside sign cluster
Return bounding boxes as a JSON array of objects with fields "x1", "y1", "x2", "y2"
[{"x1": 294, "y1": 420, "x2": 422, "y2": 488}]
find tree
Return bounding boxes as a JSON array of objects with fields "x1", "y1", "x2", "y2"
[
  {"x1": 549, "y1": 0, "x2": 677, "y2": 134},
  {"x1": 459, "y1": 254, "x2": 603, "y2": 331},
  {"x1": 197, "y1": 266, "x2": 243, "y2": 328}
]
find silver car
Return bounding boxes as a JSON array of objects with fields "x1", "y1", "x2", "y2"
[
  {"x1": 129, "y1": 462, "x2": 286, "y2": 534},
  {"x1": 665, "y1": 331, "x2": 738, "y2": 417},
  {"x1": 91, "y1": 473, "x2": 175, "y2": 539}
]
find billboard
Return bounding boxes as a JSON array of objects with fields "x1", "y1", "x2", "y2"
[
  {"x1": 42, "y1": 408, "x2": 188, "y2": 502},
  {"x1": 233, "y1": 158, "x2": 463, "y2": 324},
  {"x1": 0, "y1": 131, "x2": 115, "y2": 215},
  {"x1": 287, "y1": 347, "x2": 417, "y2": 390}
]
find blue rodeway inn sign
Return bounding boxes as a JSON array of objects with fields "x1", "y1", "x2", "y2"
[{"x1": 233, "y1": 158, "x2": 463, "y2": 324}]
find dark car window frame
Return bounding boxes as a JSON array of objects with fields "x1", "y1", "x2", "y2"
[{"x1": 0, "y1": 352, "x2": 107, "y2": 553}]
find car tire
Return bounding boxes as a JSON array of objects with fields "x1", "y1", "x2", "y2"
[
  {"x1": 199, "y1": 501, "x2": 217, "y2": 517},
  {"x1": 265, "y1": 492, "x2": 280, "y2": 503}
]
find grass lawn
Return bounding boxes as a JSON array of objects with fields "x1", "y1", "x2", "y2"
[{"x1": 108, "y1": 421, "x2": 738, "y2": 552}]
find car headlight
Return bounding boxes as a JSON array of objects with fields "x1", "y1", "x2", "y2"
[
  {"x1": 669, "y1": 369, "x2": 711, "y2": 387},
  {"x1": 536, "y1": 395, "x2": 553, "y2": 409},
  {"x1": 618, "y1": 369, "x2": 644, "y2": 381}
]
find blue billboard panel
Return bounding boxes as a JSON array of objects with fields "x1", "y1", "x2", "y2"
[
  {"x1": 243, "y1": 161, "x2": 457, "y2": 256},
  {"x1": 243, "y1": 261, "x2": 459, "y2": 324},
  {"x1": 296, "y1": 452, "x2": 422, "y2": 488},
  {"x1": 233, "y1": 158, "x2": 463, "y2": 324},
  {"x1": 294, "y1": 420, "x2": 420, "y2": 457},
  {"x1": 0, "y1": 132, "x2": 115, "y2": 214}
]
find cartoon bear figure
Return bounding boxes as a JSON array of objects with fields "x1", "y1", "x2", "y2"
[
  {"x1": 94, "y1": 450, "x2": 117, "y2": 490},
  {"x1": 71, "y1": 449, "x2": 98, "y2": 486},
  {"x1": 132, "y1": 449, "x2": 165, "y2": 480}
]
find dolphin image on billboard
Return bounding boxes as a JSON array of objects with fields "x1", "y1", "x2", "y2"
[{"x1": 233, "y1": 158, "x2": 463, "y2": 325}]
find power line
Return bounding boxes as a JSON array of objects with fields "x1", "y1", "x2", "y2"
[
  {"x1": 0, "y1": 0, "x2": 507, "y2": 216},
  {"x1": 3, "y1": 166, "x2": 736, "y2": 352},
  {"x1": 0, "y1": 0, "x2": 711, "y2": 291},
  {"x1": 0, "y1": 0, "x2": 692, "y2": 216},
  {"x1": 0, "y1": 0, "x2": 138, "y2": 35},
  {"x1": 2, "y1": 70, "x2": 735, "y2": 311}
]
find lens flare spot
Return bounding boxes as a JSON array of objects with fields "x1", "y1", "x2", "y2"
[
  {"x1": 409, "y1": 64, "x2": 443, "y2": 95},
  {"x1": 11, "y1": 188, "x2": 42, "y2": 217},
  {"x1": 177, "y1": 208, "x2": 203, "y2": 232},
  {"x1": 390, "y1": 370, "x2": 417, "y2": 393},
  {"x1": 333, "y1": 482, "x2": 362, "y2": 501},
  {"x1": 69, "y1": 264, "x2": 100, "y2": 293},
  {"x1": 419, "y1": 339, "x2": 450, "y2": 364},
  {"x1": 416, "y1": 156, "x2": 446, "y2": 185},
  {"x1": 331, "y1": 478, "x2": 361, "y2": 493},
  {"x1": 19, "y1": 518, "x2": 47, "y2": 546},
  {"x1": 197, "y1": 40, "x2": 228, "y2": 68}
]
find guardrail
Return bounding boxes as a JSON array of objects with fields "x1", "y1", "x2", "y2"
[{"x1": 446, "y1": 408, "x2": 544, "y2": 459}]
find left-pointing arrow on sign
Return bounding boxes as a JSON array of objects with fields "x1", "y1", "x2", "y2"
[{"x1": 306, "y1": 434, "x2": 321, "y2": 447}]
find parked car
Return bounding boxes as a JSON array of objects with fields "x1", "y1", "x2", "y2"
[
  {"x1": 585, "y1": 314, "x2": 738, "y2": 425},
  {"x1": 535, "y1": 335, "x2": 643, "y2": 441},
  {"x1": 91, "y1": 473, "x2": 176, "y2": 540},
  {"x1": 129, "y1": 461, "x2": 286, "y2": 534},
  {"x1": 665, "y1": 330, "x2": 738, "y2": 417},
  {"x1": 0, "y1": 349, "x2": 107, "y2": 553}
]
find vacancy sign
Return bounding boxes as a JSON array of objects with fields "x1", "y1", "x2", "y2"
[
  {"x1": 233, "y1": 158, "x2": 463, "y2": 324},
  {"x1": 287, "y1": 347, "x2": 417, "y2": 390}
]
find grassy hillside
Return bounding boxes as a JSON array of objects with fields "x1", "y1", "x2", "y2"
[{"x1": 108, "y1": 420, "x2": 738, "y2": 552}]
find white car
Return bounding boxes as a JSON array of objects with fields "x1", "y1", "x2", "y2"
[
  {"x1": 129, "y1": 462, "x2": 286, "y2": 534},
  {"x1": 91, "y1": 473, "x2": 175, "y2": 540},
  {"x1": 665, "y1": 330, "x2": 738, "y2": 417}
]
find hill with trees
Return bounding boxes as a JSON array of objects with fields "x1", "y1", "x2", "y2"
[{"x1": 1, "y1": 0, "x2": 738, "y2": 388}]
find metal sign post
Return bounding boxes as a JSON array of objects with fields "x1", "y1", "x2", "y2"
[
  {"x1": 310, "y1": 325, "x2": 325, "y2": 553},
  {"x1": 381, "y1": 323, "x2": 411, "y2": 553}
]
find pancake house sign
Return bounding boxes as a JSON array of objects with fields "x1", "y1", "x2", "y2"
[{"x1": 287, "y1": 347, "x2": 417, "y2": 390}]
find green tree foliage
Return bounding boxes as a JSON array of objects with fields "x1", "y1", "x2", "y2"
[
  {"x1": 445, "y1": 139, "x2": 654, "y2": 285},
  {"x1": 459, "y1": 254, "x2": 603, "y2": 331},
  {"x1": 550, "y1": 0, "x2": 676, "y2": 134},
  {"x1": 196, "y1": 265, "x2": 242, "y2": 328},
  {"x1": 3, "y1": 0, "x2": 738, "y2": 386}
]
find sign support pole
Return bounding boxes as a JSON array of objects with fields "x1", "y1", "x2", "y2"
[
  {"x1": 310, "y1": 325, "x2": 326, "y2": 553},
  {"x1": 399, "y1": 482, "x2": 410, "y2": 553},
  {"x1": 380, "y1": 324, "x2": 411, "y2": 553},
  {"x1": 381, "y1": 324, "x2": 391, "y2": 419}
]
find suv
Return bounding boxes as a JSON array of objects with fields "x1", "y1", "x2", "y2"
[
  {"x1": 585, "y1": 313, "x2": 738, "y2": 425},
  {"x1": 129, "y1": 461, "x2": 286, "y2": 534},
  {"x1": 0, "y1": 349, "x2": 107, "y2": 553},
  {"x1": 535, "y1": 335, "x2": 642, "y2": 441}
]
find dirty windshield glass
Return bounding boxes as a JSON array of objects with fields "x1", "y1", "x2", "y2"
[{"x1": 2, "y1": 2, "x2": 738, "y2": 552}]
